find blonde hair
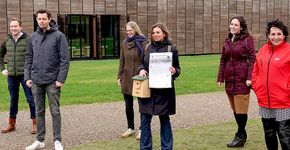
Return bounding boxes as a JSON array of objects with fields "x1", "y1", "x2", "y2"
[
  {"x1": 125, "y1": 21, "x2": 143, "y2": 35},
  {"x1": 9, "y1": 17, "x2": 22, "y2": 27}
]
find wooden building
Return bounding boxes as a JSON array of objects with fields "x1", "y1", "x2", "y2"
[{"x1": 0, "y1": 0, "x2": 290, "y2": 59}]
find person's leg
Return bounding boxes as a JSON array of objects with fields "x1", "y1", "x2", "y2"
[
  {"x1": 32, "y1": 83, "x2": 46, "y2": 142},
  {"x1": 277, "y1": 119, "x2": 290, "y2": 150},
  {"x1": 1, "y1": 76, "x2": 19, "y2": 133},
  {"x1": 21, "y1": 76, "x2": 36, "y2": 134},
  {"x1": 46, "y1": 83, "x2": 62, "y2": 142},
  {"x1": 262, "y1": 118, "x2": 278, "y2": 150},
  {"x1": 124, "y1": 94, "x2": 134, "y2": 130},
  {"x1": 140, "y1": 113, "x2": 152, "y2": 150},
  {"x1": 159, "y1": 115, "x2": 173, "y2": 150}
]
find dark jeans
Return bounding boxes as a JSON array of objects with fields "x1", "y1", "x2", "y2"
[
  {"x1": 140, "y1": 113, "x2": 173, "y2": 150},
  {"x1": 8, "y1": 76, "x2": 35, "y2": 119},
  {"x1": 31, "y1": 83, "x2": 62, "y2": 142}
]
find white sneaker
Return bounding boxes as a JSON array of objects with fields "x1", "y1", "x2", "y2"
[
  {"x1": 25, "y1": 140, "x2": 45, "y2": 150},
  {"x1": 136, "y1": 130, "x2": 141, "y2": 140},
  {"x1": 54, "y1": 140, "x2": 63, "y2": 150},
  {"x1": 121, "y1": 128, "x2": 136, "y2": 138}
]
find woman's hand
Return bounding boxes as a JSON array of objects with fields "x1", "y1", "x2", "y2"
[
  {"x1": 169, "y1": 67, "x2": 176, "y2": 75},
  {"x1": 217, "y1": 82, "x2": 222, "y2": 87},
  {"x1": 139, "y1": 69, "x2": 148, "y2": 77},
  {"x1": 117, "y1": 79, "x2": 121, "y2": 86},
  {"x1": 246, "y1": 80, "x2": 252, "y2": 87}
]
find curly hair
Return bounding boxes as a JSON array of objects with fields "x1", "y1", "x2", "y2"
[{"x1": 266, "y1": 19, "x2": 288, "y2": 41}]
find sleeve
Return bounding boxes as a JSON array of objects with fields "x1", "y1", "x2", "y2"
[
  {"x1": 251, "y1": 52, "x2": 260, "y2": 91},
  {"x1": 24, "y1": 37, "x2": 33, "y2": 81},
  {"x1": 0, "y1": 39, "x2": 7, "y2": 71},
  {"x1": 217, "y1": 45, "x2": 226, "y2": 82},
  {"x1": 57, "y1": 33, "x2": 70, "y2": 83},
  {"x1": 172, "y1": 46, "x2": 181, "y2": 79},
  {"x1": 117, "y1": 41, "x2": 125, "y2": 79},
  {"x1": 246, "y1": 36, "x2": 256, "y2": 80}
]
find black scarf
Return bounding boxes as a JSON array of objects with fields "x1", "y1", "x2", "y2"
[
  {"x1": 151, "y1": 39, "x2": 172, "y2": 51},
  {"x1": 126, "y1": 35, "x2": 147, "y2": 55}
]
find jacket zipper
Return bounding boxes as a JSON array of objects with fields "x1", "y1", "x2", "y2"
[
  {"x1": 267, "y1": 46, "x2": 274, "y2": 108},
  {"x1": 13, "y1": 39, "x2": 17, "y2": 76}
]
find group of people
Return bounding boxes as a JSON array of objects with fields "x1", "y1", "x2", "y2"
[
  {"x1": 117, "y1": 21, "x2": 180, "y2": 149},
  {"x1": 217, "y1": 16, "x2": 290, "y2": 149},
  {"x1": 1, "y1": 7, "x2": 289, "y2": 150},
  {"x1": 0, "y1": 9, "x2": 70, "y2": 150}
]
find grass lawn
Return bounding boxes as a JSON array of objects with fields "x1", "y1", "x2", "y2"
[
  {"x1": 0, "y1": 55, "x2": 222, "y2": 111},
  {"x1": 69, "y1": 119, "x2": 266, "y2": 150}
]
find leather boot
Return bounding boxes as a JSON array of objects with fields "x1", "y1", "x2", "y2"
[
  {"x1": 227, "y1": 132, "x2": 247, "y2": 147},
  {"x1": 262, "y1": 118, "x2": 278, "y2": 150},
  {"x1": 31, "y1": 118, "x2": 37, "y2": 134},
  {"x1": 277, "y1": 119, "x2": 290, "y2": 150},
  {"x1": 1, "y1": 118, "x2": 16, "y2": 133}
]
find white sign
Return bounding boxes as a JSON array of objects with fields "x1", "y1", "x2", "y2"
[{"x1": 149, "y1": 52, "x2": 172, "y2": 88}]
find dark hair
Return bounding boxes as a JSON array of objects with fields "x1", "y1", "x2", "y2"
[
  {"x1": 150, "y1": 22, "x2": 170, "y2": 42},
  {"x1": 36, "y1": 9, "x2": 52, "y2": 19},
  {"x1": 229, "y1": 16, "x2": 248, "y2": 36},
  {"x1": 266, "y1": 19, "x2": 288, "y2": 41}
]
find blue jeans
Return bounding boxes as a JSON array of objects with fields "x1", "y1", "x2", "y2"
[
  {"x1": 140, "y1": 113, "x2": 173, "y2": 150},
  {"x1": 8, "y1": 76, "x2": 35, "y2": 119},
  {"x1": 31, "y1": 83, "x2": 62, "y2": 142}
]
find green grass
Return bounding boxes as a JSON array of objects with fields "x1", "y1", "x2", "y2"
[
  {"x1": 69, "y1": 119, "x2": 266, "y2": 150},
  {"x1": 0, "y1": 55, "x2": 222, "y2": 111}
]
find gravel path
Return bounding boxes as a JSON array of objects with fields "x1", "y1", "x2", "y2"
[{"x1": 0, "y1": 91, "x2": 259, "y2": 150}]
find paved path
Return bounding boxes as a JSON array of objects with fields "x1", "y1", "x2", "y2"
[{"x1": 0, "y1": 92, "x2": 259, "y2": 150}]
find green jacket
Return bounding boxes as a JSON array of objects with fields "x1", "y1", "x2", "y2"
[{"x1": 0, "y1": 32, "x2": 29, "y2": 76}]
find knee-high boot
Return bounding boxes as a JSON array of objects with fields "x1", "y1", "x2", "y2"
[
  {"x1": 227, "y1": 113, "x2": 247, "y2": 147},
  {"x1": 277, "y1": 119, "x2": 290, "y2": 150},
  {"x1": 262, "y1": 118, "x2": 278, "y2": 150}
]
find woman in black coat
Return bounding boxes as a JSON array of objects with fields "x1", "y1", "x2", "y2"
[{"x1": 138, "y1": 23, "x2": 181, "y2": 150}]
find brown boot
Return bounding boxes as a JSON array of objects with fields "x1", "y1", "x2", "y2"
[
  {"x1": 31, "y1": 118, "x2": 37, "y2": 134},
  {"x1": 1, "y1": 118, "x2": 16, "y2": 133}
]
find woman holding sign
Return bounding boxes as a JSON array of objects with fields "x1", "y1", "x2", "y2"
[{"x1": 138, "y1": 22, "x2": 181, "y2": 150}]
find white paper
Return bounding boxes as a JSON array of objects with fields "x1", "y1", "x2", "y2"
[{"x1": 149, "y1": 52, "x2": 172, "y2": 88}]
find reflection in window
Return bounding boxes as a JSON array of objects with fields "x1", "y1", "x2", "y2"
[{"x1": 67, "y1": 15, "x2": 92, "y2": 58}]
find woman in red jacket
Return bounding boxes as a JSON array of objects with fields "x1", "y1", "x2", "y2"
[
  {"x1": 217, "y1": 16, "x2": 256, "y2": 148},
  {"x1": 252, "y1": 19, "x2": 290, "y2": 150}
]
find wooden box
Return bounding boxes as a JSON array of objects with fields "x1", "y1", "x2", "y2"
[{"x1": 132, "y1": 75, "x2": 150, "y2": 98}]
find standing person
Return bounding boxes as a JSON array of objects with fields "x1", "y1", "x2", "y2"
[
  {"x1": 138, "y1": 22, "x2": 181, "y2": 150},
  {"x1": 0, "y1": 17, "x2": 36, "y2": 134},
  {"x1": 118, "y1": 21, "x2": 148, "y2": 140},
  {"x1": 252, "y1": 19, "x2": 290, "y2": 150},
  {"x1": 24, "y1": 9, "x2": 70, "y2": 150},
  {"x1": 217, "y1": 16, "x2": 256, "y2": 148}
]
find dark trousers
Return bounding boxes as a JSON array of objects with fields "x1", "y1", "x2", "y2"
[
  {"x1": 123, "y1": 94, "x2": 135, "y2": 130},
  {"x1": 8, "y1": 76, "x2": 35, "y2": 119},
  {"x1": 262, "y1": 118, "x2": 290, "y2": 150},
  {"x1": 140, "y1": 113, "x2": 173, "y2": 150}
]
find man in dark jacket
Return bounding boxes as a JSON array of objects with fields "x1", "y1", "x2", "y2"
[
  {"x1": 0, "y1": 17, "x2": 36, "y2": 134},
  {"x1": 24, "y1": 9, "x2": 69, "y2": 150}
]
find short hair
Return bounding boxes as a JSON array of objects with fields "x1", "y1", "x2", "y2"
[
  {"x1": 125, "y1": 21, "x2": 143, "y2": 36},
  {"x1": 9, "y1": 17, "x2": 22, "y2": 27},
  {"x1": 150, "y1": 22, "x2": 170, "y2": 42},
  {"x1": 229, "y1": 16, "x2": 249, "y2": 36},
  {"x1": 266, "y1": 19, "x2": 288, "y2": 41},
  {"x1": 36, "y1": 9, "x2": 52, "y2": 19}
]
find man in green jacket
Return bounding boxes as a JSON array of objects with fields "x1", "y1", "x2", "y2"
[{"x1": 0, "y1": 17, "x2": 36, "y2": 134}]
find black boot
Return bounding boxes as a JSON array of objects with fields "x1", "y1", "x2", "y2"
[
  {"x1": 227, "y1": 113, "x2": 248, "y2": 148},
  {"x1": 277, "y1": 119, "x2": 290, "y2": 150},
  {"x1": 262, "y1": 118, "x2": 278, "y2": 150},
  {"x1": 227, "y1": 132, "x2": 247, "y2": 147}
]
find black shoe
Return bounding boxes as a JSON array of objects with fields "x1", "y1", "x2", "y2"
[{"x1": 227, "y1": 133, "x2": 247, "y2": 148}]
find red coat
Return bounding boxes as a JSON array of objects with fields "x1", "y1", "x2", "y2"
[
  {"x1": 252, "y1": 41, "x2": 290, "y2": 108},
  {"x1": 217, "y1": 34, "x2": 256, "y2": 95}
]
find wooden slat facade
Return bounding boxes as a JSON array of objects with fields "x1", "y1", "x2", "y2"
[{"x1": 2, "y1": 0, "x2": 290, "y2": 56}]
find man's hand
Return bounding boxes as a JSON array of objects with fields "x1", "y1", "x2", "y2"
[
  {"x1": 1, "y1": 69, "x2": 8, "y2": 77},
  {"x1": 55, "y1": 81, "x2": 64, "y2": 88},
  {"x1": 26, "y1": 80, "x2": 32, "y2": 88}
]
